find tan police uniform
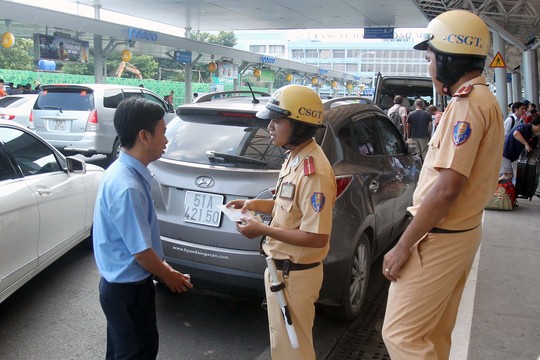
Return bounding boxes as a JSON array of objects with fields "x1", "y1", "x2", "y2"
[
  {"x1": 263, "y1": 138, "x2": 336, "y2": 360},
  {"x1": 382, "y1": 75, "x2": 504, "y2": 360}
]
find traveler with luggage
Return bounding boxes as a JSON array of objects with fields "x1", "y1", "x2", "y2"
[{"x1": 500, "y1": 117, "x2": 540, "y2": 181}]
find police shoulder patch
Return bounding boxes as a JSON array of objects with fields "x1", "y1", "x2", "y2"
[
  {"x1": 452, "y1": 121, "x2": 471, "y2": 146},
  {"x1": 310, "y1": 192, "x2": 325, "y2": 212},
  {"x1": 454, "y1": 84, "x2": 474, "y2": 97}
]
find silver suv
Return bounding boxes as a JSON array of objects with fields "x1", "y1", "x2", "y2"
[
  {"x1": 31, "y1": 84, "x2": 176, "y2": 161},
  {"x1": 149, "y1": 90, "x2": 421, "y2": 319}
]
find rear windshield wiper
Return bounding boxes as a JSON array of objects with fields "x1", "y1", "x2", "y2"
[
  {"x1": 205, "y1": 151, "x2": 268, "y2": 166},
  {"x1": 43, "y1": 106, "x2": 63, "y2": 113}
]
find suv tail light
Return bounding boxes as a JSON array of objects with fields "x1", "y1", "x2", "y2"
[
  {"x1": 29, "y1": 111, "x2": 35, "y2": 129},
  {"x1": 0, "y1": 114, "x2": 15, "y2": 120},
  {"x1": 336, "y1": 175, "x2": 353, "y2": 198},
  {"x1": 86, "y1": 109, "x2": 98, "y2": 131}
]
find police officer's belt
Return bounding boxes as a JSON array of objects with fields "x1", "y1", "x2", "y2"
[
  {"x1": 274, "y1": 259, "x2": 321, "y2": 273},
  {"x1": 405, "y1": 212, "x2": 479, "y2": 234}
]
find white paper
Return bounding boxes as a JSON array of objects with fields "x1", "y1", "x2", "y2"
[{"x1": 217, "y1": 205, "x2": 262, "y2": 223}]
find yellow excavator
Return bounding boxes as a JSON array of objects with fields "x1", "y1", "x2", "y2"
[{"x1": 115, "y1": 61, "x2": 143, "y2": 79}]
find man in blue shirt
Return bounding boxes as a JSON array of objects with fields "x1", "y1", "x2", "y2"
[
  {"x1": 94, "y1": 97, "x2": 192, "y2": 360},
  {"x1": 500, "y1": 117, "x2": 540, "y2": 181}
]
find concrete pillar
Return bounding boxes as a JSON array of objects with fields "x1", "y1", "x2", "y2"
[
  {"x1": 184, "y1": 27, "x2": 192, "y2": 105},
  {"x1": 492, "y1": 32, "x2": 508, "y2": 116},
  {"x1": 93, "y1": 5, "x2": 104, "y2": 83},
  {"x1": 511, "y1": 72, "x2": 521, "y2": 105},
  {"x1": 522, "y1": 50, "x2": 539, "y2": 105}
]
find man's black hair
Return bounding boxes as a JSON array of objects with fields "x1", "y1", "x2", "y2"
[
  {"x1": 511, "y1": 101, "x2": 525, "y2": 113},
  {"x1": 114, "y1": 97, "x2": 165, "y2": 149},
  {"x1": 531, "y1": 116, "x2": 540, "y2": 126}
]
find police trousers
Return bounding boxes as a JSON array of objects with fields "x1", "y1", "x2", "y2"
[
  {"x1": 264, "y1": 264, "x2": 323, "y2": 360},
  {"x1": 382, "y1": 226, "x2": 482, "y2": 360},
  {"x1": 99, "y1": 276, "x2": 158, "y2": 360}
]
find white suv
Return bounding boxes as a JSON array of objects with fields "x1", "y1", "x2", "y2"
[{"x1": 31, "y1": 84, "x2": 176, "y2": 161}]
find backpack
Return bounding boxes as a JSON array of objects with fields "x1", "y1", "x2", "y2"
[
  {"x1": 388, "y1": 105, "x2": 404, "y2": 135},
  {"x1": 485, "y1": 179, "x2": 516, "y2": 211}
]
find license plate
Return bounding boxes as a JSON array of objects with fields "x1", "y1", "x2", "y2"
[
  {"x1": 54, "y1": 120, "x2": 66, "y2": 131},
  {"x1": 183, "y1": 191, "x2": 224, "y2": 227}
]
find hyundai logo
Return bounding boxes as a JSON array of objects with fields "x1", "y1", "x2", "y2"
[{"x1": 195, "y1": 176, "x2": 215, "y2": 188}]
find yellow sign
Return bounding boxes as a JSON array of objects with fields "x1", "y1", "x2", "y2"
[{"x1": 490, "y1": 52, "x2": 506, "y2": 68}]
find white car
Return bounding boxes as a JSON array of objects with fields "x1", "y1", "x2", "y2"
[
  {"x1": 0, "y1": 120, "x2": 104, "y2": 304},
  {"x1": 0, "y1": 94, "x2": 38, "y2": 127}
]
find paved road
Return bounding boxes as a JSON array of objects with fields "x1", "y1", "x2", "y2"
[{"x1": 0, "y1": 242, "x2": 389, "y2": 360}]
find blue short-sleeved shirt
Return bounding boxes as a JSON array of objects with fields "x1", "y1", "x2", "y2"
[{"x1": 93, "y1": 152, "x2": 163, "y2": 283}]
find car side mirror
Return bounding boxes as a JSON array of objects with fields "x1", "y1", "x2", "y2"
[{"x1": 66, "y1": 156, "x2": 87, "y2": 174}]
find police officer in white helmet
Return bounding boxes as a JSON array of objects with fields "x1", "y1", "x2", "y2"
[
  {"x1": 227, "y1": 84, "x2": 336, "y2": 359},
  {"x1": 381, "y1": 10, "x2": 504, "y2": 359}
]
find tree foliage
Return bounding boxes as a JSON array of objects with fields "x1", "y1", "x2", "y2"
[
  {"x1": 191, "y1": 31, "x2": 237, "y2": 47},
  {"x1": 0, "y1": 38, "x2": 34, "y2": 70},
  {"x1": 107, "y1": 53, "x2": 159, "y2": 79}
]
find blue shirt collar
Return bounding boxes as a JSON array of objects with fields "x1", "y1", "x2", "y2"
[{"x1": 118, "y1": 151, "x2": 152, "y2": 185}]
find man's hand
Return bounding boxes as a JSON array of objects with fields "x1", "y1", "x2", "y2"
[
  {"x1": 226, "y1": 199, "x2": 249, "y2": 211},
  {"x1": 162, "y1": 270, "x2": 193, "y2": 293},
  {"x1": 382, "y1": 242, "x2": 411, "y2": 282},
  {"x1": 236, "y1": 218, "x2": 266, "y2": 239}
]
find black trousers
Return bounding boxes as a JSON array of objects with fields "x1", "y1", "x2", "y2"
[{"x1": 99, "y1": 276, "x2": 158, "y2": 360}]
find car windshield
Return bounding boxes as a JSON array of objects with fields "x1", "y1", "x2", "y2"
[
  {"x1": 164, "y1": 113, "x2": 287, "y2": 170},
  {"x1": 34, "y1": 88, "x2": 95, "y2": 111}
]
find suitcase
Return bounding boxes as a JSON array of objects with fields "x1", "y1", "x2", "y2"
[{"x1": 516, "y1": 149, "x2": 540, "y2": 200}]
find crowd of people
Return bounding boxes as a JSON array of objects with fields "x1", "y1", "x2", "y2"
[{"x1": 0, "y1": 79, "x2": 41, "y2": 97}]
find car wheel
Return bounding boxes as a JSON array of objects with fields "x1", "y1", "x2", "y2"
[
  {"x1": 324, "y1": 234, "x2": 371, "y2": 320},
  {"x1": 107, "y1": 138, "x2": 122, "y2": 163}
]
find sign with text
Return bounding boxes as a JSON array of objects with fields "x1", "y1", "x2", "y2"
[
  {"x1": 217, "y1": 61, "x2": 238, "y2": 79},
  {"x1": 34, "y1": 34, "x2": 89, "y2": 62},
  {"x1": 364, "y1": 27, "x2": 394, "y2": 39},
  {"x1": 174, "y1": 50, "x2": 192, "y2": 64}
]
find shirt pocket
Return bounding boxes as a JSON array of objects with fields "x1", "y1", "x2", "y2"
[{"x1": 275, "y1": 199, "x2": 294, "y2": 228}]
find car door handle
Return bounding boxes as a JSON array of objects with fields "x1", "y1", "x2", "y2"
[
  {"x1": 369, "y1": 180, "x2": 379, "y2": 193},
  {"x1": 395, "y1": 173, "x2": 403, "y2": 182},
  {"x1": 36, "y1": 188, "x2": 52, "y2": 196}
]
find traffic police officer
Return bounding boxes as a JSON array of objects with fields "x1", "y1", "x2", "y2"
[
  {"x1": 381, "y1": 10, "x2": 504, "y2": 360},
  {"x1": 227, "y1": 84, "x2": 336, "y2": 359}
]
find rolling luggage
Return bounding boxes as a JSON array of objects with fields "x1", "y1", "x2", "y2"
[{"x1": 515, "y1": 149, "x2": 540, "y2": 200}]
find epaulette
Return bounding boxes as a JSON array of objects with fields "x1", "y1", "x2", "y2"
[
  {"x1": 453, "y1": 84, "x2": 474, "y2": 97},
  {"x1": 303, "y1": 156, "x2": 316, "y2": 176}
]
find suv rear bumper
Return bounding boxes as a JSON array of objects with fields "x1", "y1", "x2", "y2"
[{"x1": 45, "y1": 134, "x2": 113, "y2": 156}]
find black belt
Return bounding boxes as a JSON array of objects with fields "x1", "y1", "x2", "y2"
[
  {"x1": 273, "y1": 259, "x2": 320, "y2": 276},
  {"x1": 103, "y1": 275, "x2": 153, "y2": 286},
  {"x1": 429, "y1": 225, "x2": 479, "y2": 234},
  {"x1": 405, "y1": 212, "x2": 479, "y2": 234}
]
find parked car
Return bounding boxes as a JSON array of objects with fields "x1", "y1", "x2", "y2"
[
  {"x1": 0, "y1": 94, "x2": 38, "y2": 127},
  {"x1": 149, "y1": 91, "x2": 422, "y2": 319},
  {"x1": 30, "y1": 84, "x2": 177, "y2": 161},
  {"x1": 0, "y1": 120, "x2": 104, "y2": 304}
]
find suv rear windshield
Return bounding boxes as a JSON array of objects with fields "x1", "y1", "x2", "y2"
[
  {"x1": 34, "y1": 88, "x2": 95, "y2": 111},
  {"x1": 164, "y1": 113, "x2": 287, "y2": 170}
]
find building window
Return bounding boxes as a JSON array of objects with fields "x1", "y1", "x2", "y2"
[
  {"x1": 250, "y1": 45, "x2": 266, "y2": 53},
  {"x1": 306, "y1": 50, "x2": 318, "y2": 58},
  {"x1": 269, "y1": 45, "x2": 285, "y2": 54},
  {"x1": 291, "y1": 49, "x2": 304, "y2": 59},
  {"x1": 333, "y1": 49, "x2": 345, "y2": 58},
  {"x1": 348, "y1": 49, "x2": 360, "y2": 58},
  {"x1": 320, "y1": 49, "x2": 332, "y2": 59}
]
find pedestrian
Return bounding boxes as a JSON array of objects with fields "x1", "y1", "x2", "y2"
[
  {"x1": 93, "y1": 97, "x2": 192, "y2": 360},
  {"x1": 503, "y1": 101, "x2": 526, "y2": 134},
  {"x1": 500, "y1": 117, "x2": 540, "y2": 181},
  {"x1": 381, "y1": 10, "x2": 504, "y2": 360},
  {"x1": 407, "y1": 98, "x2": 432, "y2": 159},
  {"x1": 226, "y1": 84, "x2": 336, "y2": 360}
]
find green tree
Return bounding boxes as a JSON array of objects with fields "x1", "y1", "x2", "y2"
[
  {"x1": 62, "y1": 61, "x2": 94, "y2": 75},
  {"x1": 190, "y1": 31, "x2": 237, "y2": 47},
  {"x1": 0, "y1": 38, "x2": 34, "y2": 70}
]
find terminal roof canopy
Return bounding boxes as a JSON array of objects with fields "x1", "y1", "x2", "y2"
[{"x1": 72, "y1": 0, "x2": 540, "y2": 49}]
